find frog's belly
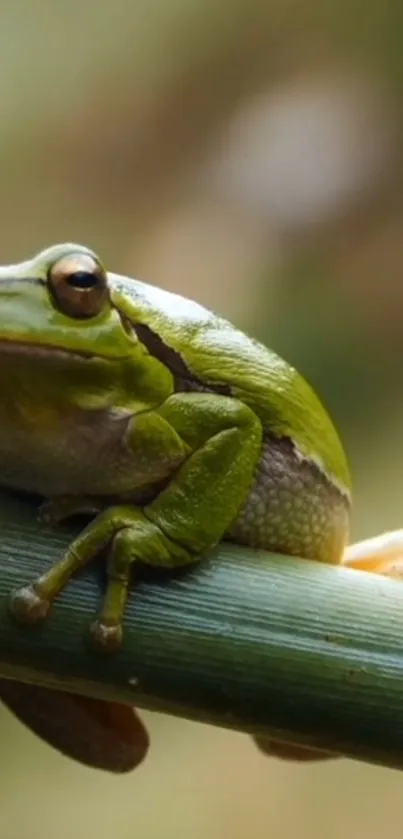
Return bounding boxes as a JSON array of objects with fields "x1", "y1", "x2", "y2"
[
  {"x1": 0, "y1": 407, "x2": 181, "y2": 498},
  {"x1": 227, "y1": 436, "x2": 350, "y2": 563}
]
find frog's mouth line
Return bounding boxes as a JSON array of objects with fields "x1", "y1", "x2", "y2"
[
  {"x1": 0, "y1": 339, "x2": 127, "y2": 363},
  {"x1": 0, "y1": 339, "x2": 92, "y2": 361}
]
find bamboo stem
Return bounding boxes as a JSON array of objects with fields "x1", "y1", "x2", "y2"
[{"x1": 0, "y1": 490, "x2": 403, "y2": 769}]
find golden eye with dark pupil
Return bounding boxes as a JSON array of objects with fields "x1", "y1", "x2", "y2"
[{"x1": 48, "y1": 253, "x2": 109, "y2": 318}]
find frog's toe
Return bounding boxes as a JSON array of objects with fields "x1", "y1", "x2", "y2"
[
  {"x1": 9, "y1": 584, "x2": 51, "y2": 624},
  {"x1": 89, "y1": 619, "x2": 124, "y2": 653}
]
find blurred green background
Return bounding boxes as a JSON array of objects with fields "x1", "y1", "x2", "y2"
[{"x1": 1, "y1": 1, "x2": 403, "y2": 836}]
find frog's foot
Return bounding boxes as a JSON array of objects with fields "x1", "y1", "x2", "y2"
[
  {"x1": 9, "y1": 583, "x2": 52, "y2": 624},
  {"x1": 39, "y1": 495, "x2": 104, "y2": 525},
  {"x1": 343, "y1": 529, "x2": 403, "y2": 578}
]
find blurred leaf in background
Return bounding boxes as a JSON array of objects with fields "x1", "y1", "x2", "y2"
[{"x1": 1, "y1": 1, "x2": 403, "y2": 837}]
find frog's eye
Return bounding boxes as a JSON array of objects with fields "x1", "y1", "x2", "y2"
[{"x1": 48, "y1": 253, "x2": 109, "y2": 318}]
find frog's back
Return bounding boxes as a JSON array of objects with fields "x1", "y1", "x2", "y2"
[{"x1": 110, "y1": 273, "x2": 351, "y2": 494}]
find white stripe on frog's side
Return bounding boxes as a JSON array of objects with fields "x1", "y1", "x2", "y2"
[
  {"x1": 291, "y1": 438, "x2": 351, "y2": 502},
  {"x1": 109, "y1": 273, "x2": 214, "y2": 329}
]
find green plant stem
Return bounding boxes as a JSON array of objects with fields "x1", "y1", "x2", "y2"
[{"x1": 0, "y1": 490, "x2": 403, "y2": 769}]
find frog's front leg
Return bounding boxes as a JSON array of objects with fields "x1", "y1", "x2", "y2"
[{"x1": 10, "y1": 393, "x2": 262, "y2": 650}]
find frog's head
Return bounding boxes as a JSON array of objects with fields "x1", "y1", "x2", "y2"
[
  {"x1": 0, "y1": 242, "x2": 172, "y2": 418},
  {"x1": 0, "y1": 243, "x2": 139, "y2": 361}
]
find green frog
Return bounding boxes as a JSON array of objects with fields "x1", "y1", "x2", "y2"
[{"x1": 0, "y1": 242, "x2": 385, "y2": 772}]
